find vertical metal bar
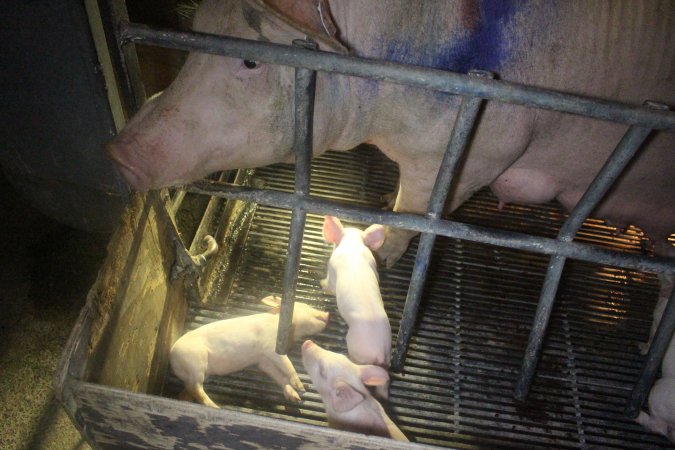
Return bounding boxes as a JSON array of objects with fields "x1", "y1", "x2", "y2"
[
  {"x1": 276, "y1": 39, "x2": 317, "y2": 354},
  {"x1": 625, "y1": 285, "x2": 675, "y2": 417},
  {"x1": 391, "y1": 70, "x2": 493, "y2": 372},
  {"x1": 513, "y1": 104, "x2": 661, "y2": 400},
  {"x1": 99, "y1": 1, "x2": 146, "y2": 116}
]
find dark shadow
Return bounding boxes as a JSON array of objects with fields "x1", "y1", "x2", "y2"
[{"x1": 25, "y1": 391, "x2": 89, "y2": 450}]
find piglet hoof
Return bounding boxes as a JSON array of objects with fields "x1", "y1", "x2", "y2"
[
  {"x1": 375, "y1": 384, "x2": 389, "y2": 400},
  {"x1": 284, "y1": 385, "x2": 302, "y2": 402},
  {"x1": 320, "y1": 278, "x2": 335, "y2": 294},
  {"x1": 292, "y1": 378, "x2": 306, "y2": 393},
  {"x1": 202, "y1": 398, "x2": 220, "y2": 409},
  {"x1": 638, "y1": 342, "x2": 650, "y2": 355}
]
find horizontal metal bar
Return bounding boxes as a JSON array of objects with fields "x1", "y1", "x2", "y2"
[
  {"x1": 392, "y1": 78, "x2": 487, "y2": 372},
  {"x1": 119, "y1": 22, "x2": 675, "y2": 132},
  {"x1": 182, "y1": 180, "x2": 675, "y2": 274}
]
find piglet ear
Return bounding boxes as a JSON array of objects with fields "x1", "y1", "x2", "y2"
[
  {"x1": 322, "y1": 215, "x2": 344, "y2": 245},
  {"x1": 359, "y1": 365, "x2": 390, "y2": 386},
  {"x1": 261, "y1": 295, "x2": 282, "y2": 314},
  {"x1": 331, "y1": 379, "x2": 365, "y2": 412},
  {"x1": 362, "y1": 224, "x2": 385, "y2": 251}
]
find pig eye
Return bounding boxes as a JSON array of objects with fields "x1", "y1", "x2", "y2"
[
  {"x1": 236, "y1": 59, "x2": 264, "y2": 77},
  {"x1": 318, "y1": 363, "x2": 326, "y2": 378}
]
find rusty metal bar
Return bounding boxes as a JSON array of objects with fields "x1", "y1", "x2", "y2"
[
  {"x1": 183, "y1": 181, "x2": 675, "y2": 275},
  {"x1": 275, "y1": 39, "x2": 317, "y2": 354},
  {"x1": 110, "y1": 16, "x2": 675, "y2": 419},
  {"x1": 100, "y1": 3, "x2": 146, "y2": 116},
  {"x1": 391, "y1": 70, "x2": 492, "y2": 372},
  {"x1": 118, "y1": 22, "x2": 675, "y2": 132},
  {"x1": 625, "y1": 286, "x2": 675, "y2": 418},
  {"x1": 513, "y1": 116, "x2": 656, "y2": 401}
]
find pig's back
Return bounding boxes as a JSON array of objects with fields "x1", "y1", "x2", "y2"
[{"x1": 171, "y1": 313, "x2": 277, "y2": 376}]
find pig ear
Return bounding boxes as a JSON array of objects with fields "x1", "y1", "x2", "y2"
[
  {"x1": 322, "y1": 215, "x2": 344, "y2": 245},
  {"x1": 261, "y1": 295, "x2": 282, "y2": 314},
  {"x1": 362, "y1": 224, "x2": 385, "y2": 251},
  {"x1": 331, "y1": 379, "x2": 365, "y2": 412},
  {"x1": 252, "y1": 0, "x2": 349, "y2": 54},
  {"x1": 359, "y1": 365, "x2": 390, "y2": 387}
]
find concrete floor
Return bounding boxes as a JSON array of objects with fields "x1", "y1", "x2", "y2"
[{"x1": 0, "y1": 173, "x2": 109, "y2": 450}]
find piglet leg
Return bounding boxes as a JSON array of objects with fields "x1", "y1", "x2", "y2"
[
  {"x1": 258, "y1": 354, "x2": 305, "y2": 402},
  {"x1": 320, "y1": 275, "x2": 335, "y2": 294},
  {"x1": 183, "y1": 382, "x2": 220, "y2": 408}
]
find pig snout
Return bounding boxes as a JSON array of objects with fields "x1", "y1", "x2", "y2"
[
  {"x1": 105, "y1": 94, "x2": 166, "y2": 191},
  {"x1": 301, "y1": 339, "x2": 323, "y2": 366},
  {"x1": 302, "y1": 339, "x2": 315, "y2": 352},
  {"x1": 105, "y1": 140, "x2": 148, "y2": 191},
  {"x1": 294, "y1": 305, "x2": 330, "y2": 337}
]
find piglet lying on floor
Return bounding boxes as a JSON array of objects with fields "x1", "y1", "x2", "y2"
[
  {"x1": 170, "y1": 296, "x2": 329, "y2": 408},
  {"x1": 321, "y1": 215, "x2": 392, "y2": 398},
  {"x1": 636, "y1": 273, "x2": 675, "y2": 443},
  {"x1": 302, "y1": 340, "x2": 408, "y2": 441}
]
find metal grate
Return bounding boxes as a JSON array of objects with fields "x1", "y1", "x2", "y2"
[
  {"x1": 164, "y1": 145, "x2": 670, "y2": 449},
  {"x1": 105, "y1": 4, "x2": 675, "y2": 417}
]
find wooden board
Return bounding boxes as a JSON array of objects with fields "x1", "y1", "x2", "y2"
[{"x1": 64, "y1": 380, "x2": 432, "y2": 449}]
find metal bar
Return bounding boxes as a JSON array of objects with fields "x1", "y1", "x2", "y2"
[
  {"x1": 275, "y1": 39, "x2": 317, "y2": 354},
  {"x1": 118, "y1": 22, "x2": 675, "y2": 132},
  {"x1": 513, "y1": 122, "x2": 655, "y2": 401},
  {"x1": 183, "y1": 181, "x2": 675, "y2": 275},
  {"x1": 513, "y1": 253, "x2": 566, "y2": 401},
  {"x1": 391, "y1": 70, "x2": 492, "y2": 372},
  {"x1": 170, "y1": 190, "x2": 187, "y2": 214},
  {"x1": 625, "y1": 286, "x2": 675, "y2": 418},
  {"x1": 108, "y1": 13, "x2": 675, "y2": 423},
  {"x1": 99, "y1": 3, "x2": 146, "y2": 116}
]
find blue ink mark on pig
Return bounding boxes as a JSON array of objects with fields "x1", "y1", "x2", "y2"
[{"x1": 384, "y1": 0, "x2": 521, "y2": 74}]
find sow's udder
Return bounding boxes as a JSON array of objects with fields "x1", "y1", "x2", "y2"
[{"x1": 490, "y1": 168, "x2": 564, "y2": 206}]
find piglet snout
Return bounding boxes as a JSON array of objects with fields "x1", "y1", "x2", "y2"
[{"x1": 302, "y1": 340, "x2": 315, "y2": 352}]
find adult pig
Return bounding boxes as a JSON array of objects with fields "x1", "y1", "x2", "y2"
[
  {"x1": 107, "y1": 0, "x2": 675, "y2": 266},
  {"x1": 170, "y1": 295, "x2": 328, "y2": 408},
  {"x1": 301, "y1": 340, "x2": 408, "y2": 441}
]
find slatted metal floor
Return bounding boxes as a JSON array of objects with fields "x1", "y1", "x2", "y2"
[{"x1": 163, "y1": 145, "x2": 672, "y2": 449}]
